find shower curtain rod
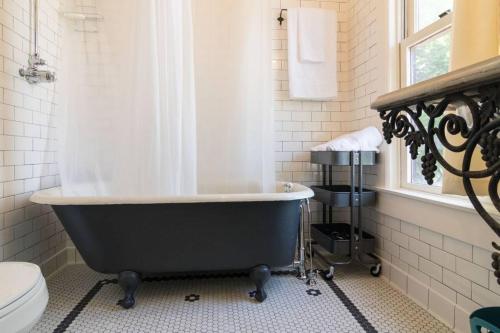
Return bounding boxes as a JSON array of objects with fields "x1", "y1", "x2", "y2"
[{"x1": 277, "y1": 9, "x2": 287, "y2": 25}]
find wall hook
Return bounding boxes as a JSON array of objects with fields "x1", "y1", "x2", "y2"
[{"x1": 277, "y1": 9, "x2": 287, "y2": 26}]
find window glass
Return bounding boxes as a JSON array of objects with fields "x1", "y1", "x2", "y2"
[
  {"x1": 414, "y1": 0, "x2": 453, "y2": 32},
  {"x1": 409, "y1": 30, "x2": 451, "y2": 84},
  {"x1": 407, "y1": 28, "x2": 452, "y2": 186}
]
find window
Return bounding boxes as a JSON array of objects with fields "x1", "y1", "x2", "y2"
[{"x1": 400, "y1": 0, "x2": 453, "y2": 192}]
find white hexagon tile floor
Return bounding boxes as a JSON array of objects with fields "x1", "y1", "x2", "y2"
[{"x1": 31, "y1": 264, "x2": 452, "y2": 333}]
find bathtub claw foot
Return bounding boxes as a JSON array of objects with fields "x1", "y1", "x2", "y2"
[
  {"x1": 118, "y1": 295, "x2": 135, "y2": 309},
  {"x1": 249, "y1": 265, "x2": 271, "y2": 303},
  {"x1": 118, "y1": 271, "x2": 141, "y2": 309},
  {"x1": 254, "y1": 289, "x2": 267, "y2": 302}
]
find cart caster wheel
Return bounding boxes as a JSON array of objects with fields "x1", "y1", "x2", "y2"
[
  {"x1": 370, "y1": 264, "x2": 382, "y2": 277},
  {"x1": 306, "y1": 269, "x2": 318, "y2": 286},
  {"x1": 322, "y1": 267, "x2": 335, "y2": 281}
]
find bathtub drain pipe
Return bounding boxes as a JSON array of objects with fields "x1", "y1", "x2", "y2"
[
  {"x1": 305, "y1": 198, "x2": 317, "y2": 286},
  {"x1": 297, "y1": 203, "x2": 307, "y2": 280},
  {"x1": 297, "y1": 199, "x2": 317, "y2": 286}
]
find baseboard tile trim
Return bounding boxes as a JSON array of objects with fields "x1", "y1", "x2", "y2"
[
  {"x1": 42, "y1": 247, "x2": 74, "y2": 280},
  {"x1": 375, "y1": 256, "x2": 459, "y2": 331}
]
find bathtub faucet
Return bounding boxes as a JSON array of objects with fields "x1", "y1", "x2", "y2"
[{"x1": 19, "y1": 54, "x2": 56, "y2": 84}]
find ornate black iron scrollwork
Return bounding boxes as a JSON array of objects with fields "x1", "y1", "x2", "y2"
[
  {"x1": 376, "y1": 84, "x2": 500, "y2": 284},
  {"x1": 493, "y1": 242, "x2": 500, "y2": 285}
]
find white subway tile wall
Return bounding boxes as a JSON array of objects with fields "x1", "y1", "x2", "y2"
[
  {"x1": 0, "y1": 0, "x2": 67, "y2": 276},
  {"x1": 367, "y1": 207, "x2": 500, "y2": 333}
]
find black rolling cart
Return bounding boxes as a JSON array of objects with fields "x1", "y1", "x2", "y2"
[{"x1": 309, "y1": 151, "x2": 381, "y2": 280}]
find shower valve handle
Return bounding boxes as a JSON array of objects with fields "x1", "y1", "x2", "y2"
[{"x1": 29, "y1": 54, "x2": 46, "y2": 66}]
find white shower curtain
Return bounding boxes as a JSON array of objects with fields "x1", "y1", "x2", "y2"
[
  {"x1": 193, "y1": 0, "x2": 275, "y2": 194},
  {"x1": 58, "y1": 0, "x2": 274, "y2": 196},
  {"x1": 58, "y1": 0, "x2": 198, "y2": 196}
]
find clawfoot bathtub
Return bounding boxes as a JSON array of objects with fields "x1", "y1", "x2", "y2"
[{"x1": 31, "y1": 183, "x2": 313, "y2": 308}]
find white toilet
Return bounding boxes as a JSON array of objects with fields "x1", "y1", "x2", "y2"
[{"x1": 0, "y1": 262, "x2": 49, "y2": 333}]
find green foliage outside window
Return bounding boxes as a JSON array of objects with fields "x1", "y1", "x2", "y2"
[
  {"x1": 411, "y1": 31, "x2": 451, "y2": 84},
  {"x1": 408, "y1": 31, "x2": 451, "y2": 186}
]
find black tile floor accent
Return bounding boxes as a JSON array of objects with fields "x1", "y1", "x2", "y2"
[
  {"x1": 306, "y1": 289, "x2": 322, "y2": 297},
  {"x1": 184, "y1": 294, "x2": 201, "y2": 302},
  {"x1": 53, "y1": 279, "x2": 116, "y2": 333},
  {"x1": 32, "y1": 264, "x2": 453, "y2": 333},
  {"x1": 323, "y1": 278, "x2": 377, "y2": 333}
]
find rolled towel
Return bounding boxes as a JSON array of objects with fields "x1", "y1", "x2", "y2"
[
  {"x1": 350, "y1": 126, "x2": 383, "y2": 152},
  {"x1": 326, "y1": 134, "x2": 361, "y2": 151},
  {"x1": 310, "y1": 134, "x2": 361, "y2": 152},
  {"x1": 310, "y1": 142, "x2": 330, "y2": 151},
  {"x1": 310, "y1": 127, "x2": 383, "y2": 152}
]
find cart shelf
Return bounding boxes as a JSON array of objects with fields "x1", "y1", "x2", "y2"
[
  {"x1": 311, "y1": 185, "x2": 376, "y2": 207},
  {"x1": 310, "y1": 150, "x2": 377, "y2": 166},
  {"x1": 311, "y1": 223, "x2": 375, "y2": 255}
]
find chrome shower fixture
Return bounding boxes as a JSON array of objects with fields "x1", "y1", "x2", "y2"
[
  {"x1": 19, "y1": 54, "x2": 56, "y2": 84},
  {"x1": 19, "y1": 0, "x2": 56, "y2": 84}
]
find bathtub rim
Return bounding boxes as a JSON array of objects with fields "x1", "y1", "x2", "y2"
[{"x1": 30, "y1": 182, "x2": 314, "y2": 205}]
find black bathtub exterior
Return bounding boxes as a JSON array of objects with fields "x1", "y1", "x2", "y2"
[{"x1": 52, "y1": 199, "x2": 302, "y2": 307}]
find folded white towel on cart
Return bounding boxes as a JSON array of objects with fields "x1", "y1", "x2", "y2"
[{"x1": 310, "y1": 127, "x2": 383, "y2": 152}]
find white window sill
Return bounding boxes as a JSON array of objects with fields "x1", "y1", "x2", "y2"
[{"x1": 374, "y1": 186, "x2": 500, "y2": 219}]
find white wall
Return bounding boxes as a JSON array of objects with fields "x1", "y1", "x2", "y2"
[{"x1": 0, "y1": 0, "x2": 67, "y2": 276}]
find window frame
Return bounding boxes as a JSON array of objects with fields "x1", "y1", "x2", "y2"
[{"x1": 399, "y1": 0, "x2": 452, "y2": 193}]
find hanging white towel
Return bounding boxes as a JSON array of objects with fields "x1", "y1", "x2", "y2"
[
  {"x1": 288, "y1": 8, "x2": 337, "y2": 101},
  {"x1": 298, "y1": 8, "x2": 328, "y2": 63}
]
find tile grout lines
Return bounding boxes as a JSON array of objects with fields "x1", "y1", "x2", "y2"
[{"x1": 51, "y1": 270, "x2": 377, "y2": 333}]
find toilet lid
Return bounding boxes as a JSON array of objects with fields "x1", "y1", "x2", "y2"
[{"x1": 0, "y1": 262, "x2": 43, "y2": 311}]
